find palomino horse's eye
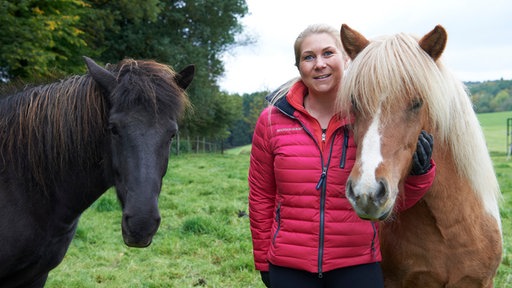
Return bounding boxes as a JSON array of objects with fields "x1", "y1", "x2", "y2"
[
  {"x1": 410, "y1": 99, "x2": 423, "y2": 111},
  {"x1": 351, "y1": 95, "x2": 359, "y2": 112}
]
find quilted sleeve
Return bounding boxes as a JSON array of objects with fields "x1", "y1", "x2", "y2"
[
  {"x1": 248, "y1": 108, "x2": 276, "y2": 272},
  {"x1": 396, "y1": 159, "x2": 436, "y2": 212}
]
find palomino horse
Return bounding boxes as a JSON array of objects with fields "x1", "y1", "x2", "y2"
[
  {"x1": 338, "y1": 24, "x2": 502, "y2": 287},
  {"x1": 0, "y1": 57, "x2": 194, "y2": 287}
]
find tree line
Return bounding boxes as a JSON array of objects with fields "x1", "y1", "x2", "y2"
[
  {"x1": 2, "y1": 1, "x2": 511, "y2": 153},
  {"x1": 467, "y1": 79, "x2": 512, "y2": 113},
  {"x1": 0, "y1": 0, "x2": 249, "y2": 153}
]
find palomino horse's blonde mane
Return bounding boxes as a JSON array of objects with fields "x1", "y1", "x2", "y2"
[{"x1": 338, "y1": 32, "x2": 502, "y2": 228}]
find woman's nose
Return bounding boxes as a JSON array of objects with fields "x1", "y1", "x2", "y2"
[{"x1": 315, "y1": 58, "x2": 327, "y2": 68}]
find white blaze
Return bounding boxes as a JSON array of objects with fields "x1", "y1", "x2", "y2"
[{"x1": 357, "y1": 110, "x2": 383, "y2": 194}]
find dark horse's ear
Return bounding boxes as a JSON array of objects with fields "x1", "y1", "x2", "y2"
[
  {"x1": 175, "y1": 65, "x2": 195, "y2": 90},
  {"x1": 418, "y1": 25, "x2": 447, "y2": 62},
  {"x1": 340, "y1": 24, "x2": 370, "y2": 60},
  {"x1": 83, "y1": 56, "x2": 117, "y2": 93}
]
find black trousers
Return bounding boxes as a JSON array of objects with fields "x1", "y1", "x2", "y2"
[{"x1": 268, "y1": 262, "x2": 384, "y2": 288}]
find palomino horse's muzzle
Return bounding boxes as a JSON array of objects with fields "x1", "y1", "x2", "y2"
[{"x1": 346, "y1": 178, "x2": 394, "y2": 221}]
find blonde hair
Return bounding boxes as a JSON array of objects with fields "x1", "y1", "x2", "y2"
[{"x1": 269, "y1": 24, "x2": 345, "y2": 105}]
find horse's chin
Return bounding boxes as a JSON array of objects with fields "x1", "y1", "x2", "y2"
[
  {"x1": 123, "y1": 236, "x2": 153, "y2": 248},
  {"x1": 358, "y1": 209, "x2": 392, "y2": 221}
]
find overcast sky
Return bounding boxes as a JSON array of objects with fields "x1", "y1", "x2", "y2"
[{"x1": 218, "y1": 0, "x2": 512, "y2": 94}]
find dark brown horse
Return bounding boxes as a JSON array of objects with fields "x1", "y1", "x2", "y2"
[
  {"x1": 0, "y1": 57, "x2": 194, "y2": 287},
  {"x1": 338, "y1": 25, "x2": 502, "y2": 287}
]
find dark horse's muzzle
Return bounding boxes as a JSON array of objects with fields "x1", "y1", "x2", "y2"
[{"x1": 121, "y1": 213, "x2": 161, "y2": 247}]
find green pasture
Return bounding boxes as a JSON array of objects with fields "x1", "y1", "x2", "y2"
[{"x1": 46, "y1": 112, "x2": 512, "y2": 287}]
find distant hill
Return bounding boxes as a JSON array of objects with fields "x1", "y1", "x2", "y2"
[{"x1": 465, "y1": 79, "x2": 512, "y2": 113}]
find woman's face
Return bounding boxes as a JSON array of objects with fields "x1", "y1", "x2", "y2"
[{"x1": 298, "y1": 33, "x2": 345, "y2": 96}]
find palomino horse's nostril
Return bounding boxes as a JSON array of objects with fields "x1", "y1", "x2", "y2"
[
  {"x1": 375, "y1": 180, "x2": 387, "y2": 202},
  {"x1": 346, "y1": 179, "x2": 357, "y2": 200}
]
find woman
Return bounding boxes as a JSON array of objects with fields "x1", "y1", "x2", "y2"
[{"x1": 248, "y1": 24, "x2": 435, "y2": 288}]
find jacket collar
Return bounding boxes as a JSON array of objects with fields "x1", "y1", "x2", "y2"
[{"x1": 266, "y1": 80, "x2": 355, "y2": 126}]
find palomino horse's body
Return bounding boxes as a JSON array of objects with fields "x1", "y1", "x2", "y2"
[
  {"x1": 339, "y1": 25, "x2": 502, "y2": 287},
  {"x1": 0, "y1": 57, "x2": 194, "y2": 287}
]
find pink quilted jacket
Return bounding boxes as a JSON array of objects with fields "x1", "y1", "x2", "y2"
[{"x1": 248, "y1": 81, "x2": 435, "y2": 275}]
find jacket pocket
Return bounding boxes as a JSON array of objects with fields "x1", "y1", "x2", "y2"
[
  {"x1": 339, "y1": 127, "x2": 349, "y2": 168},
  {"x1": 272, "y1": 203, "x2": 282, "y2": 245}
]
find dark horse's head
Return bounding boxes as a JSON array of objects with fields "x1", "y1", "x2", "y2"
[{"x1": 84, "y1": 57, "x2": 194, "y2": 247}]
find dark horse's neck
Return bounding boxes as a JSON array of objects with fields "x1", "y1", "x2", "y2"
[{"x1": 0, "y1": 75, "x2": 113, "y2": 222}]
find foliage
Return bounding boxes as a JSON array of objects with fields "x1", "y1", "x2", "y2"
[
  {"x1": 82, "y1": 0, "x2": 250, "y2": 144},
  {"x1": 468, "y1": 79, "x2": 512, "y2": 113},
  {"x1": 226, "y1": 91, "x2": 269, "y2": 148},
  {"x1": 0, "y1": 0, "x2": 90, "y2": 81},
  {"x1": 0, "y1": 0, "x2": 250, "y2": 146}
]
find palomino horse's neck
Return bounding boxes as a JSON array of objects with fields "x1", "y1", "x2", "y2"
[{"x1": 380, "y1": 142, "x2": 502, "y2": 287}]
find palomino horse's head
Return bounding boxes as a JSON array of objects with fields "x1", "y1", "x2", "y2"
[
  {"x1": 85, "y1": 57, "x2": 194, "y2": 247},
  {"x1": 338, "y1": 25, "x2": 447, "y2": 220}
]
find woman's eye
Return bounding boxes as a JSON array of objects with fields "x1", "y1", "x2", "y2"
[
  {"x1": 323, "y1": 51, "x2": 334, "y2": 57},
  {"x1": 303, "y1": 55, "x2": 314, "y2": 61}
]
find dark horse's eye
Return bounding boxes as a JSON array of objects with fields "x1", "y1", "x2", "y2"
[{"x1": 109, "y1": 124, "x2": 120, "y2": 136}]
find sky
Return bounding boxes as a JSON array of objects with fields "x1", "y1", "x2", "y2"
[{"x1": 218, "y1": 0, "x2": 512, "y2": 94}]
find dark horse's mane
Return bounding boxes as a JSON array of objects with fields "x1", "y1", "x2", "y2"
[{"x1": 0, "y1": 59, "x2": 189, "y2": 192}]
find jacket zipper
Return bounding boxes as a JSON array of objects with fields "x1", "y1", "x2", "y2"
[
  {"x1": 315, "y1": 133, "x2": 336, "y2": 278},
  {"x1": 275, "y1": 103, "x2": 346, "y2": 278}
]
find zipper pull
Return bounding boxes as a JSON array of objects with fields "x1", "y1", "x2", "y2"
[
  {"x1": 316, "y1": 169, "x2": 326, "y2": 190},
  {"x1": 321, "y1": 129, "x2": 326, "y2": 142}
]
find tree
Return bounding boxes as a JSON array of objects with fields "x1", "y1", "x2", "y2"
[
  {"x1": 81, "y1": 0, "x2": 250, "y2": 144},
  {"x1": 0, "y1": 0, "x2": 90, "y2": 81},
  {"x1": 490, "y1": 90, "x2": 512, "y2": 112},
  {"x1": 226, "y1": 91, "x2": 268, "y2": 147}
]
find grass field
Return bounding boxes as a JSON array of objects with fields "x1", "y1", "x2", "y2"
[{"x1": 46, "y1": 112, "x2": 512, "y2": 287}]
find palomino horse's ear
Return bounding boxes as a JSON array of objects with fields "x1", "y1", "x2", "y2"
[
  {"x1": 83, "y1": 56, "x2": 117, "y2": 93},
  {"x1": 418, "y1": 25, "x2": 447, "y2": 61},
  {"x1": 175, "y1": 64, "x2": 195, "y2": 90},
  {"x1": 340, "y1": 24, "x2": 370, "y2": 60}
]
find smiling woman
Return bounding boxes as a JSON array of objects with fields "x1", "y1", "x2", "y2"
[{"x1": 247, "y1": 23, "x2": 435, "y2": 288}]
